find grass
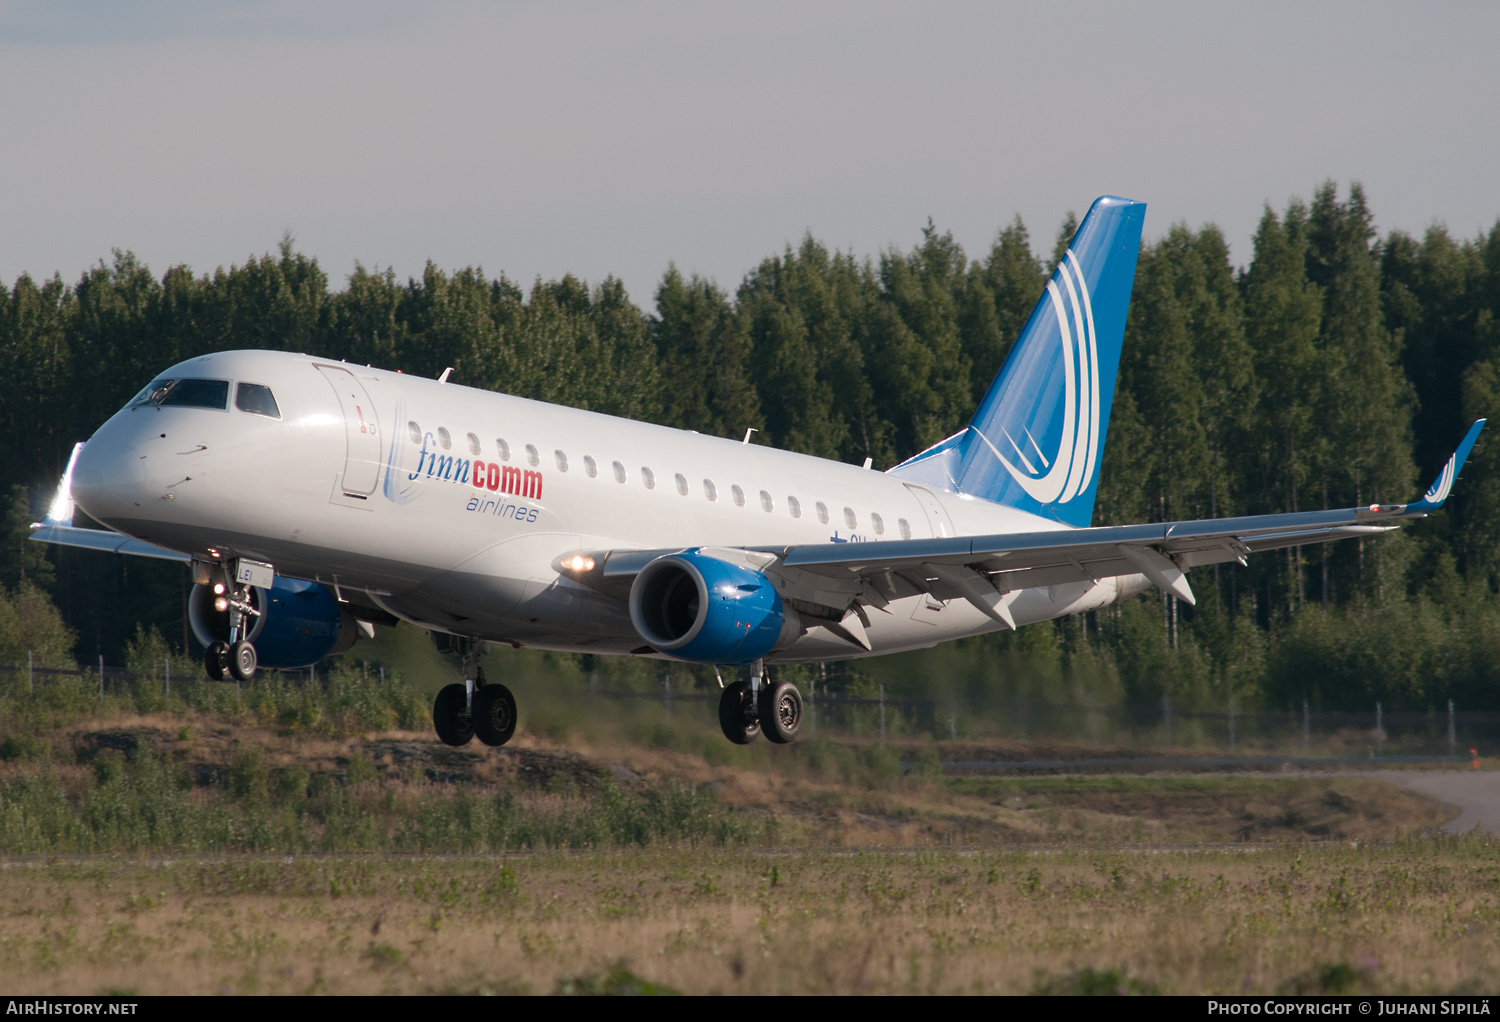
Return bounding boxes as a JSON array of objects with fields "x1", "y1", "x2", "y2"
[
  {"x1": 0, "y1": 641, "x2": 1490, "y2": 994},
  {"x1": 0, "y1": 843, "x2": 1497, "y2": 995}
]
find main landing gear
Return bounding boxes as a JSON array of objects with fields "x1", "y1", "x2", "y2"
[
  {"x1": 433, "y1": 638, "x2": 517, "y2": 748},
  {"x1": 718, "y1": 660, "x2": 803, "y2": 745},
  {"x1": 204, "y1": 565, "x2": 260, "y2": 683}
]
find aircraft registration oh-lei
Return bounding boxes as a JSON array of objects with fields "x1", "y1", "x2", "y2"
[{"x1": 30, "y1": 196, "x2": 1486, "y2": 748}]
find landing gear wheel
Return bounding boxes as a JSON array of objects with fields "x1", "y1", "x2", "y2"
[
  {"x1": 228, "y1": 640, "x2": 257, "y2": 682},
  {"x1": 433, "y1": 683, "x2": 474, "y2": 747},
  {"x1": 473, "y1": 683, "x2": 517, "y2": 747},
  {"x1": 718, "y1": 680, "x2": 762, "y2": 745},
  {"x1": 204, "y1": 641, "x2": 228, "y2": 681},
  {"x1": 759, "y1": 681, "x2": 803, "y2": 744}
]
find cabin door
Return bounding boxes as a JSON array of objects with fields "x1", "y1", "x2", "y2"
[
  {"x1": 904, "y1": 483, "x2": 956, "y2": 538},
  {"x1": 315, "y1": 365, "x2": 382, "y2": 499}
]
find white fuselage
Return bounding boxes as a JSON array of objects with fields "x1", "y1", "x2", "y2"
[{"x1": 71, "y1": 350, "x2": 1146, "y2": 662}]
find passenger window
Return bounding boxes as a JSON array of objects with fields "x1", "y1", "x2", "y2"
[
  {"x1": 844, "y1": 507, "x2": 857, "y2": 530},
  {"x1": 159, "y1": 378, "x2": 229, "y2": 409},
  {"x1": 466, "y1": 432, "x2": 481, "y2": 455},
  {"x1": 496, "y1": 439, "x2": 510, "y2": 461},
  {"x1": 703, "y1": 479, "x2": 717, "y2": 501},
  {"x1": 898, "y1": 517, "x2": 911, "y2": 540},
  {"x1": 816, "y1": 501, "x2": 829, "y2": 525},
  {"x1": 437, "y1": 427, "x2": 452, "y2": 450},
  {"x1": 871, "y1": 512, "x2": 885, "y2": 535},
  {"x1": 787, "y1": 496, "x2": 801, "y2": 518},
  {"x1": 409, "y1": 421, "x2": 422, "y2": 443},
  {"x1": 525, "y1": 444, "x2": 539, "y2": 467},
  {"x1": 674, "y1": 473, "x2": 688, "y2": 495},
  {"x1": 555, "y1": 450, "x2": 569, "y2": 472},
  {"x1": 731, "y1": 484, "x2": 745, "y2": 507},
  {"x1": 584, "y1": 455, "x2": 598, "y2": 478},
  {"x1": 760, "y1": 490, "x2": 774, "y2": 513},
  {"x1": 235, "y1": 383, "x2": 280, "y2": 419},
  {"x1": 642, "y1": 467, "x2": 656, "y2": 489},
  {"x1": 612, "y1": 460, "x2": 626, "y2": 483}
]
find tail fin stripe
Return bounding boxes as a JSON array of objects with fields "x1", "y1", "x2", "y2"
[
  {"x1": 1425, "y1": 457, "x2": 1455, "y2": 504},
  {"x1": 1056, "y1": 260, "x2": 1088, "y2": 504},
  {"x1": 1023, "y1": 426, "x2": 1050, "y2": 468},
  {"x1": 1002, "y1": 430, "x2": 1039, "y2": 474},
  {"x1": 1057, "y1": 253, "x2": 1097, "y2": 504},
  {"x1": 1068, "y1": 248, "x2": 1103, "y2": 505}
]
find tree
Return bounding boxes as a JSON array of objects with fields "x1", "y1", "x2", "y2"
[
  {"x1": 652, "y1": 267, "x2": 759, "y2": 437},
  {"x1": 1306, "y1": 182, "x2": 1416, "y2": 601},
  {"x1": 966, "y1": 216, "x2": 1045, "y2": 405}
]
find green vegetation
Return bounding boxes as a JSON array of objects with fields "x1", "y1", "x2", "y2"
[
  {"x1": 5, "y1": 182, "x2": 1500, "y2": 716},
  {"x1": 0, "y1": 648, "x2": 1451, "y2": 853},
  {"x1": 0, "y1": 750, "x2": 745, "y2": 855},
  {"x1": 0, "y1": 843, "x2": 1495, "y2": 994}
]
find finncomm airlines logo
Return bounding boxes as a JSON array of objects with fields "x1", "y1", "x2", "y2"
[{"x1": 407, "y1": 430, "x2": 543, "y2": 500}]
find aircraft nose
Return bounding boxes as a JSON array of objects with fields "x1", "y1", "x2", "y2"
[{"x1": 71, "y1": 437, "x2": 143, "y2": 525}]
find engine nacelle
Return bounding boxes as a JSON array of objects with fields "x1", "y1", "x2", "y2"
[
  {"x1": 189, "y1": 576, "x2": 356, "y2": 669},
  {"x1": 628, "y1": 550, "x2": 796, "y2": 664}
]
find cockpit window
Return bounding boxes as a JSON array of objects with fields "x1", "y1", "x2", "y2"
[
  {"x1": 132, "y1": 378, "x2": 229, "y2": 410},
  {"x1": 130, "y1": 379, "x2": 168, "y2": 407},
  {"x1": 234, "y1": 383, "x2": 281, "y2": 419}
]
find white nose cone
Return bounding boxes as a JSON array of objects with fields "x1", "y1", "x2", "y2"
[{"x1": 70, "y1": 438, "x2": 140, "y2": 525}]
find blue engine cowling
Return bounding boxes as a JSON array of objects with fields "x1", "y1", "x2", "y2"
[
  {"x1": 628, "y1": 550, "x2": 797, "y2": 664},
  {"x1": 189, "y1": 576, "x2": 356, "y2": 669}
]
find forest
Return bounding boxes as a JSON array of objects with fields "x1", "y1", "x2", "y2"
[{"x1": 3, "y1": 180, "x2": 1499, "y2": 714}]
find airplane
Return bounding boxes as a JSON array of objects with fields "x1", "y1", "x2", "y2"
[{"x1": 29, "y1": 196, "x2": 1486, "y2": 749}]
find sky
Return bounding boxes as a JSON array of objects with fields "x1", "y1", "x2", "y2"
[{"x1": 2, "y1": 0, "x2": 1497, "y2": 309}]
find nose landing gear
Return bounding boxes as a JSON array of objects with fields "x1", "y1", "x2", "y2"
[
  {"x1": 717, "y1": 660, "x2": 802, "y2": 745},
  {"x1": 431, "y1": 638, "x2": 518, "y2": 748},
  {"x1": 202, "y1": 562, "x2": 262, "y2": 682},
  {"x1": 204, "y1": 641, "x2": 229, "y2": 681}
]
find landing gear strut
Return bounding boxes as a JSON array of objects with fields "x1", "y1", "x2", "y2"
[
  {"x1": 431, "y1": 637, "x2": 518, "y2": 748},
  {"x1": 717, "y1": 660, "x2": 802, "y2": 745},
  {"x1": 203, "y1": 561, "x2": 261, "y2": 682}
]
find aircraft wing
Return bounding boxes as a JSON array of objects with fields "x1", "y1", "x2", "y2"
[
  {"x1": 28, "y1": 523, "x2": 191, "y2": 562},
  {"x1": 572, "y1": 420, "x2": 1485, "y2": 634}
]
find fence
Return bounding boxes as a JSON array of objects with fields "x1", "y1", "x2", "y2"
[
  {"x1": 606, "y1": 676, "x2": 1500, "y2": 759},
  {"x1": 4, "y1": 656, "x2": 1497, "y2": 760},
  {"x1": 0, "y1": 655, "x2": 338, "y2": 701}
]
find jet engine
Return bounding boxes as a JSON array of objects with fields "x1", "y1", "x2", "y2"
[
  {"x1": 628, "y1": 550, "x2": 798, "y2": 664},
  {"x1": 189, "y1": 576, "x2": 357, "y2": 669}
]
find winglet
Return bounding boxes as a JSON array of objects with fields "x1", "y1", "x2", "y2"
[
  {"x1": 1406, "y1": 419, "x2": 1485, "y2": 514},
  {"x1": 32, "y1": 442, "x2": 84, "y2": 529}
]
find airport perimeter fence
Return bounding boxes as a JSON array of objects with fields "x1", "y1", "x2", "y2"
[
  {"x1": 3, "y1": 655, "x2": 1499, "y2": 762},
  {"x1": 602, "y1": 676, "x2": 1500, "y2": 762}
]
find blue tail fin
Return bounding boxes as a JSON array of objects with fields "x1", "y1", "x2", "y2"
[{"x1": 889, "y1": 195, "x2": 1145, "y2": 527}]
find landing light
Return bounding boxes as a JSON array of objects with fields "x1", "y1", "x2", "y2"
[
  {"x1": 214, "y1": 597, "x2": 229, "y2": 612},
  {"x1": 213, "y1": 583, "x2": 225, "y2": 595},
  {"x1": 568, "y1": 555, "x2": 595, "y2": 572}
]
